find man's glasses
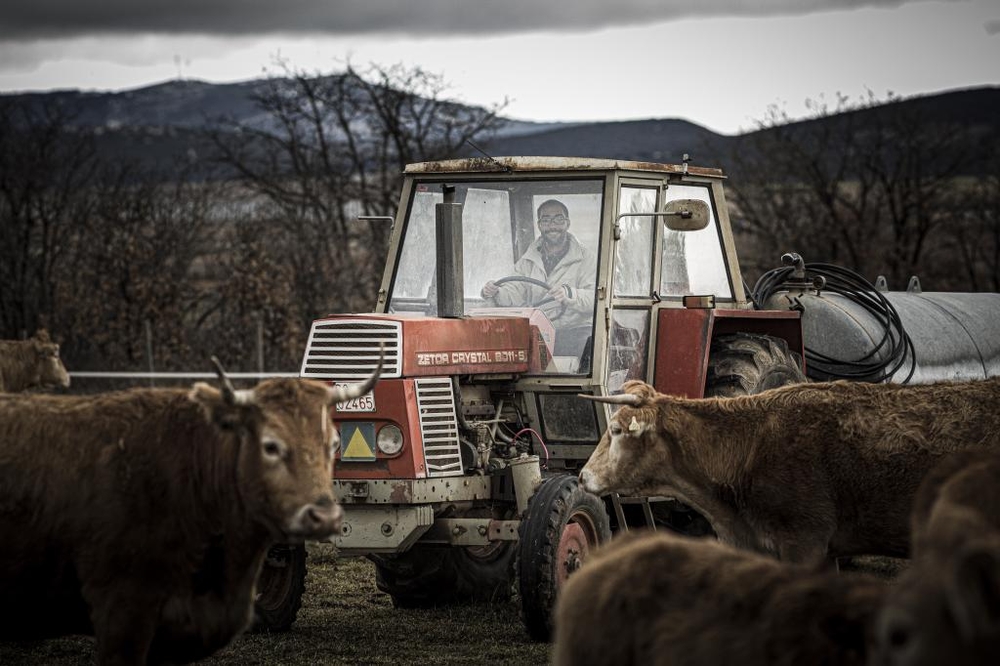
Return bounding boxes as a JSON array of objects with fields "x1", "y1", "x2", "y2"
[{"x1": 538, "y1": 215, "x2": 569, "y2": 227}]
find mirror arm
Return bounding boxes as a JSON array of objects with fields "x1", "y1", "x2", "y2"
[{"x1": 614, "y1": 210, "x2": 692, "y2": 240}]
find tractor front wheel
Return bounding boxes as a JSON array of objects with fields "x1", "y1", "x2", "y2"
[
  {"x1": 517, "y1": 475, "x2": 611, "y2": 642},
  {"x1": 252, "y1": 543, "x2": 306, "y2": 633}
]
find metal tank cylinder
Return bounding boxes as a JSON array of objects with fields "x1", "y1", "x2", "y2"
[{"x1": 762, "y1": 289, "x2": 1000, "y2": 384}]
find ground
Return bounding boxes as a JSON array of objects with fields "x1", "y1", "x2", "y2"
[
  {"x1": 0, "y1": 543, "x2": 551, "y2": 665},
  {"x1": 0, "y1": 544, "x2": 907, "y2": 665}
]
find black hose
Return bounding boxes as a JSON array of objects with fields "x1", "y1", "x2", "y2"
[{"x1": 750, "y1": 261, "x2": 916, "y2": 384}]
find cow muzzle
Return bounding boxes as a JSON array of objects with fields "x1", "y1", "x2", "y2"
[
  {"x1": 578, "y1": 468, "x2": 604, "y2": 496},
  {"x1": 287, "y1": 497, "x2": 344, "y2": 539}
]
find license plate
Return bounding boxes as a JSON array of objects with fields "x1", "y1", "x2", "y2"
[{"x1": 335, "y1": 386, "x2": 375, "y2": 412}]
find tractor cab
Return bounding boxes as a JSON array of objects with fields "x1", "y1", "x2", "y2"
[{"x1": 381, "y1": 156, "x2": 743, "y2": 393}]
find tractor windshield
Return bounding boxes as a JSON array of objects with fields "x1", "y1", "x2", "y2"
[{"x1": 388, "y1": 178, "x2": 605, "y2": 374}]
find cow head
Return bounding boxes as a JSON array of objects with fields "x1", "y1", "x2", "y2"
[
  {"x1": 578, "y1": 381, "x2": 689, "y2": 498},
  {"x1": 188, "y1": 353, "x2": 382, "y2": 542},
  {"x1": 874, "y1": 539, "x2": 1000, "y2": 665},
  {"x1": 32, "y1": 332, "x2": 71, "y2": 389}
]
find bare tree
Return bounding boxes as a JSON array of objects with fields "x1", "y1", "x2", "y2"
[
  {"x1": 57, "y1": 162, "x2": 216, "y2": 369},
  {"x1": 0, "y1": 99, "x2": 98, "y2": 339},
  {"x1": 726, "y1": 91, "x2": 983, "y2": 288},
  {"x1": 208, "y1": 61, "x2": 508, "y2": 323}
]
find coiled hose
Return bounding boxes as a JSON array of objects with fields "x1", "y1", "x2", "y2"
[{"x1": 750, "y1": 255, "x2": 916, "y2": 383}]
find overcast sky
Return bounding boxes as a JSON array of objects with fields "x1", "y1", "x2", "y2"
[{"x1": 0, "y1": 0, "x2": 997, "y2": 134}]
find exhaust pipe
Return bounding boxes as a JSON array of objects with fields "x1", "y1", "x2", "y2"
[{"x1": 436, "y1": 185, "x2": 465, "y2": 318}]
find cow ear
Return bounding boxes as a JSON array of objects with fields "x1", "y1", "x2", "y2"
[
  {"x1": 189, "y1": 382, "x2": 242, "y2": 430},
  {"x1": 947, "y1": 544, "x2": 1000, "y2": 643}
]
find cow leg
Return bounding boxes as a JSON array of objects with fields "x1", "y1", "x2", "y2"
[{"x1": 87, "y1": 586, "x2": 162, "y2": 666}]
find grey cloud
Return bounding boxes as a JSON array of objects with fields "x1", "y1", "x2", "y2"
[
  {"x1": 987, "y1": 19, "x2": 1000, "y2": 34},
  {"x1": 0, "y1": 0, "x2": 943, "y2": 40}
]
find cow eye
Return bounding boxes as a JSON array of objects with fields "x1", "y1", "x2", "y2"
[
  {"x1": 262, "y1": 439, "x2": 286, "y2": 461},
  {"x1": 609, "y1": 422, "x2": 624, "y2": 436}
]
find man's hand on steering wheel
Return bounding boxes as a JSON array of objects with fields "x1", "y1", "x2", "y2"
[
  {"x1": 482, "y1": 275, "x2": 569, "y2": 318},
  {"x1": 546, "y1": 284, "x2": 573, "y2": 305}
]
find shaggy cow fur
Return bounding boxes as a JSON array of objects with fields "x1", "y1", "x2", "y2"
[
  {"x1": 0, "y1": 370, "x2": 377, "y2": 665},
  {"x1": 579, "y1": 378, "x2": 1000, "y2": 563},
  {"x1": 874, "y1": 450, "x2": 1000, "y2": 665},
  {"x1": 553, "y1": 530, "x2": 885, "y2": 666}
]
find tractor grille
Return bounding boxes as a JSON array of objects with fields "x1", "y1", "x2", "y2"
[
  {"x1": 300, "y1": 319, "x2": 401, "y2": 380},
  {"x1": 415, "y1": 377, "x2": 464, "y2": 478}
]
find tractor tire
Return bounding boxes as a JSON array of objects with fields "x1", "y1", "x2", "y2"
[
  {"x1": 251, "y1": 543, "x2": 306, "y2": 633},
  {"x1": 372, "y1": 541, "x2": 515, "y2": 609},
  {"x1": 705, "y1": 333, "x2": 807, "y2": 398},
  {"x1": 516, "y1": 475, "x2": 611, "y2": 642}
]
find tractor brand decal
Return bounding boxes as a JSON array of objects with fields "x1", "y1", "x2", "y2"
[
  {"x1": 340, "y1": 422, "x2": 376, "y2": 461},
  {"x1": 416, "y1": 348, "x2": 528, "y2": 367}
]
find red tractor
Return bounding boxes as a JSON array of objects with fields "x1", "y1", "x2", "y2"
[{"x1": 255, "y1": 156, "x2": 1000, "y2": 640}]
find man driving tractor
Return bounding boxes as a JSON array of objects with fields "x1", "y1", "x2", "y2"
[{"x1": 480, "y1": 198, "x2": 597, "y2": 329}]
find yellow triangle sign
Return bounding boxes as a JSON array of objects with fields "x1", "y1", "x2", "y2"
[{"x1": 342, "y1": 424, "x2": 375, "y2": 460}]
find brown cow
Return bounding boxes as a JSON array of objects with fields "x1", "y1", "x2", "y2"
[
  {"x1": 553, "y1": 529, "x2": 885, "y2": 666},
  {"x1": 0, "y1": 329, "x2": 70, "y2": 392},
  {"x1": 579, "y1": 378, "x2": 1000, "y2": 563},
  {"x1": 0, "y1": 358, "x2": 379, "y2": 666},
  {"x1": 873, "y1": 450, "x2": 1000, "y2": 665}
]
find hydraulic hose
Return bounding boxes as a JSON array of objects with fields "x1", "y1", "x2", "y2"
[{"x1": 750, "y1": 257, "x2": 916, "y2": 384}]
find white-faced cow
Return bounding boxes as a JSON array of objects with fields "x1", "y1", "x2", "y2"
[
  {"x1": 553, "y1": 530, "x2": 885, "y2": 666},
  {"x1": 579, "y1": 378, "x2": 1000, "y2": 563},
  {"x1": 0, "y1": 329, "x2": 70, "y2": 392},
  {"x1": 874, "y1": 450, "x2": 1000, "y2": 666},
  {"x1": 0, "y1": 356, "x2": 380, "y2": 666}
]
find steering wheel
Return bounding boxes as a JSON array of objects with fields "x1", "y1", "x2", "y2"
[{"x1": 492, "y1": 275, "x2": 567, "y2": 317}]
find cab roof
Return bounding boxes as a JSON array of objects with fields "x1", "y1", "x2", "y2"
[{"x1": 404, "y1": 156, "x2": 725, "y2": 179}]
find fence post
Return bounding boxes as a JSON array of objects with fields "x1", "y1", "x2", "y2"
[
  {"x1": 144, "y1": 319, "x2": 155, "y2": 387},
  {"x1": 256, "y1": 312, "x2": 265, "y2": 380}
]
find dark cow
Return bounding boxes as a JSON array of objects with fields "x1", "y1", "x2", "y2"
[
  {"x1": 0, "y1": 358, "x2": 379, "y2": 665},
  {"x1": 553, "y1": 530, "x2": 885, "y2": 666},
  {"x1": 0, "y1": 330, "x2": 70, "y2": 392},
  {"x1": 579, "y1": 378, "x2": 1000, "y2": 563},
  {"x1": 874, "y1": 450, "x2": 1000, "y2": 666}
]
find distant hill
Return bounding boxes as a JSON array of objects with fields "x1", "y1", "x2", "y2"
[{"x1": 2, "y1": 79, "x2": 996, "y2": 175}]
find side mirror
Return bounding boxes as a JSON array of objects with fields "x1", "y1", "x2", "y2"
[{"x1": 663, "y1": 199, "x2": 710, "y2": 231}]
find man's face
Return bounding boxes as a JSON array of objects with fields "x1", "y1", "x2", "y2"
[{"x1": 538, "y1": 204, "x2": 570, "y2": 243}]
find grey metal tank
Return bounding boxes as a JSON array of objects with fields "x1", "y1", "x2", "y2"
[{"x1": 760, "y1": 259, "x2": 1000, "y2": 384}]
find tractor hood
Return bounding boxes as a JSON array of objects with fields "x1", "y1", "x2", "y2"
[{"x1": 301, "y1": 313, "x2": 549, "y2": 380}]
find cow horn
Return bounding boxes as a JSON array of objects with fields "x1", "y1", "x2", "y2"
[
  {"x1": 210, "y1": 356, "x2": 254, "y2": 406},
  {"x1": 577, "y1": 393, "x2": 644, "y2": 407},
  {"x1": 327, "y1": 343, "x2": 384, "y2": 405}
]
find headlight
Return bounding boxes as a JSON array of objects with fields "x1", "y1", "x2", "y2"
[{"x1": 376, "y1": 425, "x2": 404, "y2": 455}]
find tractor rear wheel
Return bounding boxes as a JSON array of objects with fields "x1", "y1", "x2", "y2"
[
  {"x1": 705, "y1": 333, "x2": 806, "y2": 397},
  {"x1": 516, "y1": 475, "x2": 611, "y2": 642},
  {"x1": 372, "y1": 541, "x2": 515, "y2": 608},
  {"x1": 252, "y1": 543, "x2": 306, "y2": 633}
]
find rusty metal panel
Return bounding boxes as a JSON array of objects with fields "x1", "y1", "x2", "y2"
[
  {"x1": 404, "y1": 157, "x2": 725, "y2": 179},
  {"x1": 332, "y1": 476, "x2": 492, "y2": 505},
  {"x1": 654, "y1": 308, "x2": 714, "y2": 398},
  {"x1": 653, "y1": 308, "x2": 803, "y2": 397},
  {"x1": 398, "y1": 315, "x2": 533, "y2": 376},
  {"x1": 333, "y1": 378, "x2": 426, "y2": 481}
]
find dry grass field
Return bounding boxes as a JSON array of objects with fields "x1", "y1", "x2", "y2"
[{"x1": 0, "y1": 543, "x2": 551, "y2": 665}]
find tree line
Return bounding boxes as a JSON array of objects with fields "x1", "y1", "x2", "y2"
[
  {"x1": 1, "y1": 73, "x2": 997, "y2": 375},
  {"x1": 0, "y1": 63, "x2": 505, "y2": 375},
  {"x1": 725, "y1": 91, "x2": 1000, "y2": 292}
]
